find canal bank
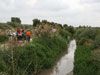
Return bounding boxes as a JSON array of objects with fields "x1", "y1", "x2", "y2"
[{"x1": 38, "y1": 40, "x2": 76, "y2": 75}]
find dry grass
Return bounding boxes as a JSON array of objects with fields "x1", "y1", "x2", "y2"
[{"x1": 92, "y1": 48, "x2": 100, "y2": 61}]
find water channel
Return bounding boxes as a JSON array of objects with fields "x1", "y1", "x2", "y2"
[{"x1": 38, "y1": 40, "x2": 76, "y2": 75}]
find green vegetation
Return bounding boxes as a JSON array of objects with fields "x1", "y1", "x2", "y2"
[
  {"x1": 1, "y1": 17, "x2": 100, "y2": 75},
  {"x1": 0, "y1": 23, "x2": 11, "y2": 29},
  {"x1": 33, "y1": 19, "x2": 41, "y2": 27},
  {"x1": 0, "y1": 18, "x2": 72, "y2": 75},
  {"x1": 74, "y1": 46, "x2": 97, "y2": 75},
  {"x1": 7, "y1": 17, "x2": 22, "y2": 28},
  {"x1": 0, "y1": 35, "x2": 9, "y2": 43},
  {"x1": 74, "y1": 27, "x2": 100, "y2": 75},
  {"x1": 0, "y1": 33, "x2": 68, "y2": 75},
  {"x1": 0, "y1": 36, "x2": 67, "y2": 75},
  {"x1": 11, "y1": 17, "x2": 21, "y2": 24}
]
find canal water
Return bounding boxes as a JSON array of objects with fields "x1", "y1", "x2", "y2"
[{"x1": 38, "y1": 40, "x2": 76, "y2": 75}]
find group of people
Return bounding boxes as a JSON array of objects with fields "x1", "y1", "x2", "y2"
[{"x1": 16, "y1": 28, "x2": 31, "y2": 44}]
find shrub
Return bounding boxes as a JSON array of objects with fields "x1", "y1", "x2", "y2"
[
  {"x1": 75, "y1": 28, "x2": 96, "y2": 42},
  {"x1": 74, "y1": 46, "x2": 97, "y2": 75},
  {"x1": 94, "y1": 34, "x2": 100, "y2": 48},
  {"x1": 0, "y1": 35, "x2": 9, "y2": 43},
  {"x1": 7, "y1": 22, "x2": 21, "y2": 28},
  {"x1": 59, "y1": 29, "x2": 71, "y2": 40},
  {"x1": 0, "y1": 34, "x2": 68, "y2": 75}
]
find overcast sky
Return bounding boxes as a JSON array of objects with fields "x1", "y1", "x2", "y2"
[{"x1": 0, "y1": 0, "x2": 100, "y2": 27}]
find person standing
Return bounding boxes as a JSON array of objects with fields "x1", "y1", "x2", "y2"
[
  {"x1": 16, "y1": 28, "x2": 23, "y2": 45},
  {"x1": 26, "y1": 30, "x2": 31, "y2": 43},
  {"x1": 22, "y1": 29, "x2": 26, "y2": 42}
]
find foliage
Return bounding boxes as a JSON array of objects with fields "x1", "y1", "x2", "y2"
[
  {"x1": 74, "y1": 28, "x2": 85, "y2": 40},
  {"x1": 75, "y1": 28, "x2": 97, "y2": 45},
  {"x1": 33, "y1": 19, "x2": 40, "y2": 27},
  {"x1": 63, "y1": 25, "x2": 75, "y2": 36},
  {"x1": 74, "y1": 27, "x2": 100, "y2": 75},
  {"x1": 94, "y1": 35, "x2": 100, "y2": 48},
  {"x1": 63, "y1": 24, "x2": 68, "y2": 28},
  {"x1": 74, "y1": 45, "x2": 98, "y2": 75},
  {"x1": 41, "y1": 20, "x2": 48, "y2": 24},
  {"x1": 7, "y1": 22, "x2": 21, "y2": 28},
  {"x1": 0, "y1": 34, "x2": 68, "y2": 75},
  {"x1": 11, "y1": 17, "x2": 21, "y2": 24},
  {"x1": 76, "y1": 28, "x2": 96, "y2": 40},
  {"x1": 0, "y1": 23, "x2": 10, "y2": 30},
  {"x1": 0, "y1": 35, "x2": 9, "y2": 43},
  {"x1": 59, "y1": 28, "x2": 71, "y2": 40}
]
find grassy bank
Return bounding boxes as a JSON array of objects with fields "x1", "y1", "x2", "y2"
[
  {"x1": 0, "y1": 24, "x2": 70, "y2": 75},
  {"x1": 0, "y1": 35, "x2": 9, "y2": 43},
  {"x1": 0, "y1": 19, "x2": 75, "y2": 75},
  {"x1": 74, "y1": 45, "x2": 97, "y2": 75},
  {"x1": 74, "y1": 27, "x2": 100, "y2": 75}
]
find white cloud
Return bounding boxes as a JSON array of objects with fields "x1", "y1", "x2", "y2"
[
  {"x1": 80, "y1": 0, "x2": 100, "y2": 4},
  {"x1": 0, "y1": 0, "x2": 100, "y2": 27},
  {"x1": 26, "y1": 0, "x2": 37, "y2": 7}
]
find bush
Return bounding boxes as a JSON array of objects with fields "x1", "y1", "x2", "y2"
[
  {"x1": 7, "y1": 22, "x2": 21, "y2": 28},
  {"x1": 0, "y1": 35, "x2": 9, "y2": 43},
  {"x1": 75, "y1": 28, "x2": 96, "y2": 42},
  {"x1": 74, "y1": 28, "x2": 100, "y2": 75},
  {"x1": 94, "y1": 33, "x2": 100, "y2": 48},
  {"x1": 74, "y1": 45, "x2": 98, "y2": 75},
  {"x1": 0, "y1": 35, "x2": 68, "y2": 75},
  {"x1": 59, "y1": 29, "x2": 71, "y2": 40}
]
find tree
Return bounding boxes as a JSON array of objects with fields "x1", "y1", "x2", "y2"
[
  {"x1": 42, "y1": 20, "x2": 48, "y2": 24},
  {"x1": 55, "y1": 23, "x2": 63, "y2": 29},
  {"x1": 11, "y1": 17, "x2": 21, "y2": 24},
  {"x1": 33, "y1": 19, "x2": 40, "y2": 27},
  {"x1": 67, "y1": 26, "x2": 75, "y2": 36},
  {"x1": 63, "y1": 24, "x2": 68, "y2": 30},
  {"x1": 7, "y1": 17, "x2": 21, "y2": 27}
]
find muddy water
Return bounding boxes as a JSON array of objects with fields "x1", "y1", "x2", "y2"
[{"x1": 39, "y1": 40, "x2": 76, "y2": 75}]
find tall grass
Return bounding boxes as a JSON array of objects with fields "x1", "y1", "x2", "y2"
[
  {"x1": 74, "y1": 45, "x2": 97, "y2": 75},
  {"x1": 74, "y1": 27, "x2": 100, "y2": 75},
  {"x1": 0, "y1": 34, "x2": 68, "y2": 75},
  {"x1": 0, "y1": 35, "x2": 9, "y2": 43}
]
